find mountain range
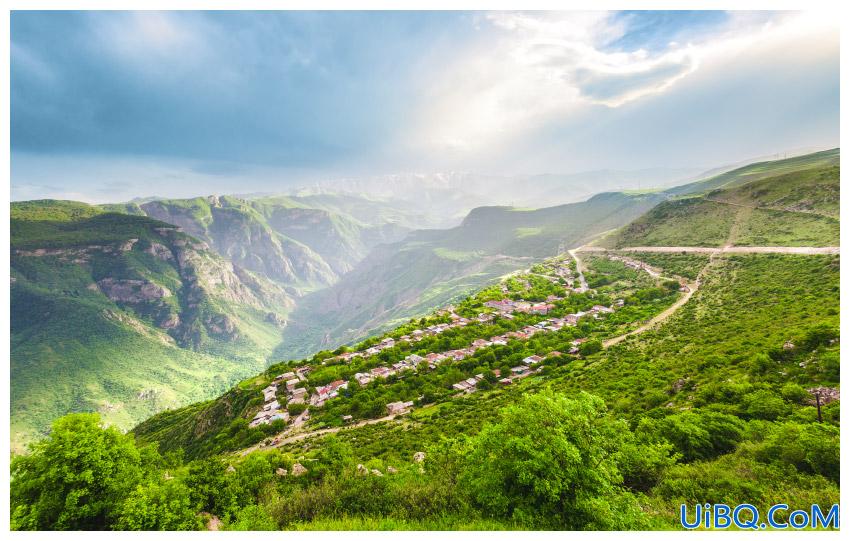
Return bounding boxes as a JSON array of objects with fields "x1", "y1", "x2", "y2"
[{"x1": 9, "y1": 148, "x2": 840, "y2": 451}]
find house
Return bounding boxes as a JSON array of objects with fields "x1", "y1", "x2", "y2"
[
  {"x1": 263, "y1": 386, "x2": 277, "y2": 402},
  {"x1": 522, "y1": 355, "x2": 543, "y2": 365},
  {"x1": 510, "y1": 366, "x2": 529, "y2": 375},
  {"x1": 530, "y1": 303, "x2": 555, "y2": 315},
  {"x1": 406, "y1": 353, "x2": 426, "y2": 364},
  {"x1": 399, "y1": 335, "x2": 412, "y2": 342},
  {"x1": 249, "y1": 409, "x2": 276, "y2": 428},
  {"x1": 370, "y1": 366, "x2": 393, "y2": 378},
  {"x1": 342, "y1": 414, "x2": 353, "y2": 423},
  {"x1": 269, "y1": 412, "x2": 289, "y2": 423},
  {"x1": 547, "y1": 351, "x2": 563, "y2": 358},
  {"x1": 491, "y1": 338, "x2": 508, "y2": 346},
  {"x1": 366, "y1": 347, "x2": 381, "y2": 356},
  {"x1": 484, "y1": 299, "x2": 514, "y2": 312},
  {"x1": 563, "y1": 314, "x2": 579, "y2": 325},
  {"x1": 285, "y1": 379, "x2": 300, "y2": 391},
  {"x1": 591, "y1": 305, "x2": 614, "y2": 314},
  {"x1": 472, "y1": 338, "x2": 491, "y2": 348},
  {"x1": 263, "y1": 400, "x2": 280, "y2": 411},
  {"x1": 317, "y1": 380, "x2": 347, "y2": 397},
  {"x1": 386, "y1": 401, "x2": 414, "y2": 415},
  {"x1": 444, "y1": 350, "x2": 459, "y2": 361},
  {"x1": 571, "y1": 338, "x2": 588, "y2": 346},
  {"x1": 452, "y1": 381, "x2": 469, "y2": 391},
  {"x1": 614, "y1": 299, "x2": 625, "y2": 307},
  {"x1": 477, "y1": 313, "x2": 494, "y2": 322},
  {"x1": 411, "y1": 329, "x2": 425, "y2": 338},
  {"x1": 499, "y1": 378, "x2": 513, "y2": 385},
  {"x1": 354, "y1": 372, "x2": 373, "y2": 386}
]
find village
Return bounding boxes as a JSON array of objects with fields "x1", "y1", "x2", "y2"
[{"x1": 249, "y1": 256, "x2": 630, "y2": 430}]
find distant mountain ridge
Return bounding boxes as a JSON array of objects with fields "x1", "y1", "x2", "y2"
[{"x1": 276, "y1": 191, "x2": 667, "y2": 359}]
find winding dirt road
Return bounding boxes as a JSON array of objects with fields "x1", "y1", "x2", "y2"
[
  {"x1": 575, "y1": 243, "x2": 838, "y2": 348},
  {"x1": 239, "y1": 414, "x2": 402, "y2": 456}
]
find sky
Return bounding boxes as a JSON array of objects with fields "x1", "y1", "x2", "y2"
[{"x1": 11, "y1": 10, "x2": 840, "y2": 203}]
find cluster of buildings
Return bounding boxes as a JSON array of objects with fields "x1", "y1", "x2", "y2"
[
  {"x1": 483, "y1": 299, "x2": 556, "y2": 315},
  {"x1": 249, "y1": 258, "x2": 635, "y2": 430},
  {"x1": 310, "y1": 379, "x2": 348, "y2": 407},
  {"x1": 249, "y1": 366, "x2": 311, "y2": 428}
]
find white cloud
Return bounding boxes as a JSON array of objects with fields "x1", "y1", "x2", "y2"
[{"x1": 413, "y1": 11, "x2": 835, "y2": 158}]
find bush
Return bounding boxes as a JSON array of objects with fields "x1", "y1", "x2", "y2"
[
  {"x1": 579, "y1": 339, "x2": 603, "y2": 356},
  {"x1": 742, "y1": 390, "x2": 787, "y2": 421},
  {"x1": 116, "y1": 480, "x2": 201, "y2": 531},
  {"x1": 223, "y1": 505, "x2": 278, "y2": 531},
  {"x1": 647, "y1": 410, "x2": 744, "y2": 462},
  {"x1": 753, "y1": 422, "x2": 840, "y2": 483}
]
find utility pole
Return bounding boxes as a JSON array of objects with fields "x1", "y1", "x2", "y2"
[{"x1": 815, "y1": 390, "x2": 823, "y2": 423}]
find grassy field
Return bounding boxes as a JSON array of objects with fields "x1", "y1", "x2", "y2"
[
  {"x1": 602, "y1": 153, "x2": 839, "y2": 249},
  {"x1": 666, "y1": 148, "x2": 839, "y2": 196},
  {"x1": 732, "y1": 208, "x2": 839, "y2": 247},
  {"x1": 601, "y1": 198, "x2": 738, "y2": 248}
]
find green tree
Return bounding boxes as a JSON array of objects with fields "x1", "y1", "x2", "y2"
[
  {"x1": 458, "y1": 391, "x2": 646, "y2": 529},
  {"x1": 185, "y1": 457, "x2": 229, "y2": 516},
  {"x1": 11, "y1": 413, "x2": 146, "y2": 530},
  {"x1": 579, "y1": 339, "x2": 603, "y2": 356}
]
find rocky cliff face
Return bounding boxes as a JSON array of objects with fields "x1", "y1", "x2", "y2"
[
  {"x1": 137, "y1": 195, "x2": 411, "y2": 291},
  {"x1": 10, "y1": 203, "x2": 297, "y2": 449},
  {"x1": 141, "y1": 197, "x2": 338, "y2": 289}
]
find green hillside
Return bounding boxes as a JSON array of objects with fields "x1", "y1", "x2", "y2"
[
  {"x1": 112, "y1": 248, "x2": 840, "y2": 531},
  {"x1": 10, "y1": 201, "x2": 293, "y2": 451},
  {"x1": 602, "y1": 150, "x2": 840, "y2": 248},
  {"x1": 666, "y1": 148, "x2": 839, "y2": 196},
  {"x1": 277, "y1": 191, "x2": 666, "y2": 359},
  {"x1": 9, "y1": 151, "x2": 841, "y2": 530}
]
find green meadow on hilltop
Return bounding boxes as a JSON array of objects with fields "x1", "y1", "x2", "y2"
[{"x1": 603, "y1": 150, "x2": 840, "y2": 248}]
